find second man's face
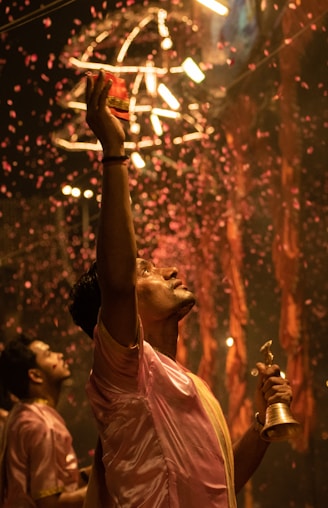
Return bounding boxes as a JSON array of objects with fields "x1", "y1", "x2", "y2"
[{"x1": 29, "y1": 340, "x2": 71, "y2": 384}]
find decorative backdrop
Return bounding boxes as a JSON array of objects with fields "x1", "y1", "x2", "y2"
[{"x1": 0, "y1": 1, "x2": 327, "y2": 506}]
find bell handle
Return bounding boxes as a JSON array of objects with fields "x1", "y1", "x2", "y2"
[{"x1": 260, "y1": 339, "x2": 274, "y2": 367}]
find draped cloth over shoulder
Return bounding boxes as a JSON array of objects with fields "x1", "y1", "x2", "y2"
[{"x1": 85, "y1": 318, "x2": 237, "y2": 507}]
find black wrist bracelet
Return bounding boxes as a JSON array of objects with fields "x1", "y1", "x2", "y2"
[{"x1": 102, "y1": 155, "x2": 129, "y2": 163}]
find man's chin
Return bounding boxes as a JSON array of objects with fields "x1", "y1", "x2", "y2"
[
  {"x1": 61, "y1": 372, "x2": 72, "y2": 383},
  {"x1": 177, "y1": 298, "x2": 195, "y2": 320}
]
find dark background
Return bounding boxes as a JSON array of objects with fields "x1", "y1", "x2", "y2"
[{"x1": 1, "y1": 1, "x2": 327, "y2": 506}]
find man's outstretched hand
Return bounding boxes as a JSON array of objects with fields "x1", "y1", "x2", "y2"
[{"x1": 86, "y1": 69, "x2": 126, "y2": 157}]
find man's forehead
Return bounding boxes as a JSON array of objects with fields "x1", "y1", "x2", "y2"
[{"x1": 29, "y1": 340, "x2": 50, "y2": 354}]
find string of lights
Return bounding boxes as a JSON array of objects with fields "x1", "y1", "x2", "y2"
[{"x1": 0, "y1": 0, "x2": 78, "y2": 34}]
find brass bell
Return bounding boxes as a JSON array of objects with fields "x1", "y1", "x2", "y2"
[
  {"x1": 261, "y1": 402, "x2": 300, "y2": 442},
  {"x1": 259, "y1": 340, "x2": 301, "y2": 442}
]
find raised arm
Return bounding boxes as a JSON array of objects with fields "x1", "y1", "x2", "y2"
[{"x1": 85, "y1": 70, "x2": 138, "y2": 346}]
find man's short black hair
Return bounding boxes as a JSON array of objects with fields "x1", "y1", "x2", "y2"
[
  {"x1": 0, "y1": 334, "x2": 37, "y2": 400},
  {"x1": 68, "y1": 261, "x2": 101, "y2": 339}
]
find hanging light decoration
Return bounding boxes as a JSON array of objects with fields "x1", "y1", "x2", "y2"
[{"x1": 52, "y1": 5, "x2": 214, "y2": 166}]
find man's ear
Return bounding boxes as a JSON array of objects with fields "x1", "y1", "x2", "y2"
[{"x1": 28, "y1": 368, "x2": 43, "y2": 384}]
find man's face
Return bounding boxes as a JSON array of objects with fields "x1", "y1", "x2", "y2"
[
  {"x1": 136, "y1": 258, "x2": 195, "y2": 322},
  {"x1": 29, "y1": 340, "x2": 71, "y2": 384}
]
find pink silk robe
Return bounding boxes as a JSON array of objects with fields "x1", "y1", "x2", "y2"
[
  {"x1": 85, "y1": 320, "x2": 236, "y2": 507},
  {"x1": 1, "y1": 401, "x2": 79, "y2": 507}
]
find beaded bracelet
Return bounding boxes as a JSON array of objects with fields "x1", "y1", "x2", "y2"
[{"x1": 102, "y1": 155, "x2": 129, "y2": 164}]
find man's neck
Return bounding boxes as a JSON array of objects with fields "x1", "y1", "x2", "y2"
[
  {"x1": 143, "y1": 320, "x2": 179, "y2": 361},
  {"x1": 23, "y1": 397, "x2": 51, "y2": 407},
  {"x1": 28, "y1": 385, "x2": 61, "y2": 408}
]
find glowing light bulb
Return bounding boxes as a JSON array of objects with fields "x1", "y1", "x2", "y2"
[
  {"x1": 71, "y1": 187, "x2": 81, "y2": 198},
  {"x1": 161, "y1": 37, "x2": 173, "y2": 50},
  {"x1": 152, "y1": 108, "x2": 180, "y2": 119},
  {"x1": 62, "y1": 185, "x2": 72, "y2": 196},
  {"x1": 145, "y1": 60, "x2": 157, "y2": 96},
  {"x1": 150, "y1": 114, "x2": 163, "y2": 136},
  {"x1": 158, "y1": 9, "x2": 169, "y2": 37},
  {"x1": 131, "y1": 152, "x2": 146, "y2": 169},
  {"x1": 196, "y1": 0, "x2": 229, "y2": 16},
  {"x1": 83, "y1": 189, "x2": 94, "y2": 199},
  {"x1": 130, "y1": 122, "x2": 141, "y2": 134},
  {"x1": 225, "y1": 336, "x2": 234, "y2": 347},
  {"x1": 182, "y1": 57, "x2": 205, "y2": 83},
  {"x1": 157, "y1": 83, "x2": 180, "y2": 110}
]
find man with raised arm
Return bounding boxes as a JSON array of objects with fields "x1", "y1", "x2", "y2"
[{"x1": 70, "y1": 69, "x2": 293, "y2": 507}]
